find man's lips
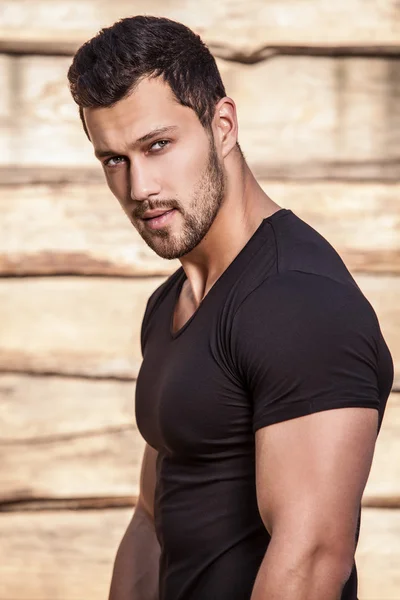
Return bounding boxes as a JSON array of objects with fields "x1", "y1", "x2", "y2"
[
  {"x1": 140, "y1": 208, "x2": 177, "y2": 230},
  {"x1": 142, "y1": 209, "x2": 175, "y2": 220}
]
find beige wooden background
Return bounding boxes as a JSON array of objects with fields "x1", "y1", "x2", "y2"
[{"x1": 0, "y1": 1, "x2": 399, "y2": 598}]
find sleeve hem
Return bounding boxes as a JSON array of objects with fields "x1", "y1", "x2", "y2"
[{"x1": 253, "y1": 398, "x2": 380, "y2": 433}]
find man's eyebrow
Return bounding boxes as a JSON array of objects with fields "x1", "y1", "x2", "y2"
[
  {"x1": 136, "y1": 125, "x2": 179, "y2": 144},
  {"x1": 94, "y1": 126, "x2": 179, "y2": 159}
]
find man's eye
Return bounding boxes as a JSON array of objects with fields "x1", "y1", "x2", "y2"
[
  {"x1": 104, "y1": 156, "x2": 126, "y2": 167},
  {"x1": 150, "y1": 140, "x2": 170, "y2": 152}
]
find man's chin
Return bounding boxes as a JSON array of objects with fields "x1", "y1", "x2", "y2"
[
  {"x1": 140, "y1": 234, "x2": 182, "y2": 260},
  {"x1": 152, "y1": 248, "x2": 185, "y2": 260}
]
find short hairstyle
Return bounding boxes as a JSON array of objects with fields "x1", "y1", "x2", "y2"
[{"x1": 68, "y1": 15, "x2": 230, "y2": 141}]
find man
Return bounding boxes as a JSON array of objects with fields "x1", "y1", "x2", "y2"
[{"x1": 68, "y1": 16, "x2": 393, "y2": 600}]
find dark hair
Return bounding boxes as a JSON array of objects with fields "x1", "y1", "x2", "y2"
[{"x1": 68, "y1": 15, "x2": 230, "y2": 141}]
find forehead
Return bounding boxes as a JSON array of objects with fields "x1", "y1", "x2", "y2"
[{"x1": 83, "y1": 76, "x2": 199, "y2": 148}]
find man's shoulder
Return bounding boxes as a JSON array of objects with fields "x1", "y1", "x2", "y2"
[
  {"x1": 272, "y1": 210, "x2": 353, "y2": 284},
  {"x1": 231, "y1": 269, "x2": 379, "y2": 344},
  {"x1": 229, "y1": 210, "x2": 358, "y2": 317}
]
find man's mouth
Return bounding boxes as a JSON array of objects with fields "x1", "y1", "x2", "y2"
[
  {"x1": 140, "y1": 208, "x2": 177, "y2": 230},
  {"x1": 142, "y1": 209, "x2": 175, "y2": 220}
]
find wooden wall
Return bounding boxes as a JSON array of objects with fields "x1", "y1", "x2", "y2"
[{"x1": 0, "y1": 1, "x2": 399, "y2": 598}]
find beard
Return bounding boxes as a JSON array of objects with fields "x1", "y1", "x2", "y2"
[{"x1": 135, "y1": 135, "x2": 226, "y2": 260}]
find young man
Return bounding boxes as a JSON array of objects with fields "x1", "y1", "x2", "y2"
[{"x1": 68, "y1": 16, "x2": 393, "y2": 600}]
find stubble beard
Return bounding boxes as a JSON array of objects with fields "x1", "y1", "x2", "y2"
[{"x1": 138, "y1": 138, "x2": 226, "y2": 260}]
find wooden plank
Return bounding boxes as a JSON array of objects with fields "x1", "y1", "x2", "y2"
[
  {"x1": 0, "y1": 427, "x2": 144, "y2": 502},
  {"x1": 0, "y1": 0, "x2": 399, "y2": 58},
  {"x1": 265, "y1": 182, "x2": 400, "y2": 274},
  {"x1": 0, "y1": 374, "x2": 143, "y2": 505},
  {"x1": 221, "y1": 56, "x2": 400, "y2": 174},
  {"x1": 0, "y1": 275, "x2": 398, "y2": 386},
  {"x1": 0, "y1": 374, "x2": 136, "y2": 439},
  {"x1": 0, "y1": 508, "x2": 132, "y2": 600},
  {"x1": 0, "y1": 375, "x2": 142, "y2": 504},
  {"x1": 0, "y1": 183, "x2": 179, "y2": 276},
  {"x1": 1, "y1": 55, "x2": 399, "y2": 179},
  {"x1": 355, "y1": 275, "x2": 400, "y2": 390},
  {"x1": 0, "y1": 374, "x2": 140, "y2": 503},
  {"x1": 0, "y1": 507, "x2": 398, "y2": 599},
  {"x1": 0, "y1": 181, "x2": 399, "y2": 276},
  {"x1": 357, "y1": 509, "x2": 400, "y2": 599},
  {"x1": 363, "y1": 393, "x2": 400, "y2": 504},
  {"x1": 0, "y1": 276, "x2": 165, "y2": 379}
]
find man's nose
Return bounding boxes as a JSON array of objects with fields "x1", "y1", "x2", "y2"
[{"x1": 129, "y1": 160, "x2": 161, "y2": 202}]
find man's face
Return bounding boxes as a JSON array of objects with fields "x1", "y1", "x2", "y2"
[{"x1": 84, "y1": 77, "x2": 226, "y2": 259}]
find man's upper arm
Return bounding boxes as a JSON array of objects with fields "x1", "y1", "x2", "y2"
[
  {"x1": 255, "y1": 408, "x2": 378, "y2": 549},
  {"x1": 230, "y1": 271, "x2": 383, "y2": 549}
]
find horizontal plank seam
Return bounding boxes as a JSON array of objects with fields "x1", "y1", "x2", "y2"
[
  {"x1": 1, "y1": 495, "x2": 400, "y2": 512},
  {"x1": 362, "y1": 497, "x2": 400, "y2": 509},
  {"x1": 0, "y1": 424, "x2": 135, "y2": 445},
  {"x1": 0, "y1": 495, "x2": 138, "y2": 511},
  {"x1": 1, "y1": 44, "x2": 400, "y2": 62},
  {"x1": 0, "y1": 272, "x2": 163, "y2": 280},
  {"x1": 0, "y1": 368, "x2": 137, "y2": 382},
  {"x1": 219, "y1": 45, "x2": 400, "y2": 64}
]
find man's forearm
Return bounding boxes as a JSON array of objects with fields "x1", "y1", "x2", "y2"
[
  {"x1": 108, "y1": 502, "x2": 161, "y2": 600},
  {"x1": 250, "y1": 535, "x2": 352, "y2": 600}
]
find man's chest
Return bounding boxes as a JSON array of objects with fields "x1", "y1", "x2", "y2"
[{"x1": 135, "y1": 320, "x2": 253, "y2": 459}]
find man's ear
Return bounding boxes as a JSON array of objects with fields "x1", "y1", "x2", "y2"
[{"x1": 213, "y1": 96, "x2": 239, "y2": 159}]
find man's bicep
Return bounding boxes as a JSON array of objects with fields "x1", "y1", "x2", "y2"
[{"x1": 255, "y1": 407, "x2": 378, "y2": 544}]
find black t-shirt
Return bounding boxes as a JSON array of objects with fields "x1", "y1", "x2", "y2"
[{"x1": 135, "y1": 208, "x2": 394, "y2": 600}]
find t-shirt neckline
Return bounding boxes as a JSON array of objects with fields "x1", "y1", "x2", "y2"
[{"x1": 169, "y1": 208, "x2": 291, "y2": 339}]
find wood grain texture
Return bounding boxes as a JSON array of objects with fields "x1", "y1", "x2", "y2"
[
  {"x1": 0, "y1": 507, "x2": 132, "y2": 600},
  {"x1": 0, "y1": 181, "x2": 399, "y2": 276},
  {"x1": 0, "y1": 507, "x2": 398, "y2": 599},
  {"x1": 0, "y1": 374, "x2": 136, "y2": 439},
  {"x1": 364, "y1": 393, "x2": 400, "y2": 503},
  {"x1": 0, "y1": 183, "x2": 179, "y2": 276},
  {"x1": 1, "y1": 54, "x2": 399, "y2": 178},
  {"x1": 0, "y1": 276, "x2": 165, "y2": 379},
  {"x1": 0, "y1": 0, "x2": 399, "y2": 58},
  {"x1": 0, "y1": 275, "x2": 398, "y2": 386},
  {"x1": 265, "y1": 181, "x2": 400, "y2": 274},
  {"x1": 357, "y1": 509, "x2": 400, "y2": 599},
  {"x1": 355, "y1": 275, "x2": 400, "y2": 390},
  {"x1": 221, "y1": 56, "x2": 400, "y2": 173},
  {"x1": 0, "y1": 373, "x2": 141, "y2": 503},
  {"x1": 0, "y1": 427, "x2": 144, "y2": 502},
  {"x1": 0, "y1": 496, "x2": 136, "y2": 511}
]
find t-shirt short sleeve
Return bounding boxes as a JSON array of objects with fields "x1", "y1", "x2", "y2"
[{"x1": 230, "y1": 271, "x2": 381, "y2": 432}]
